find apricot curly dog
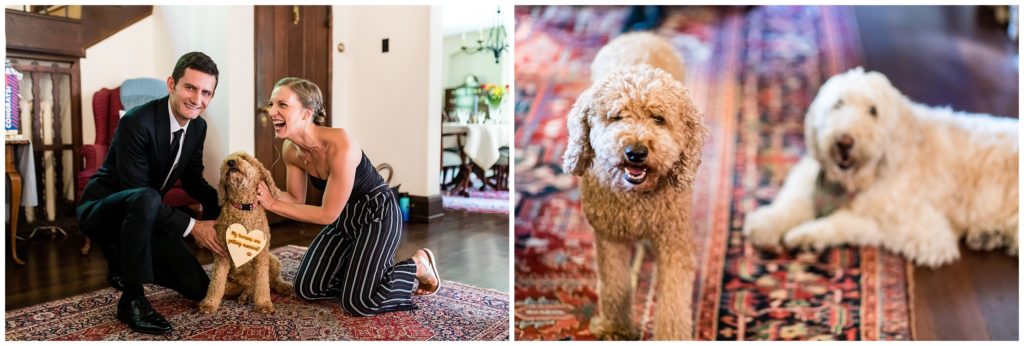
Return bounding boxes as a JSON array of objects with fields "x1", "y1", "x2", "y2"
[
  {"x1": 564, "y1": 32, "x2": 707, "y2": 340},
  {"x1": 199, "y1": 151, "x2": 292, "y2": 314}
]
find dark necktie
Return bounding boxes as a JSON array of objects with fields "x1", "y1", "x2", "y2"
[{"x1": 169, "y1": 129, "x2": 184, "y2": 162}]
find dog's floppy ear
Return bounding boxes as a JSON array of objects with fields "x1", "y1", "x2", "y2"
[
  {"x1": 803, "y1": 71, "x2": 843, "y2": 162},
  {"x1": 245, "y1": 153, "x2": 279, "y2": 198},
  {"x1": 803, "y1": 98, "x2": 821, "y2": 161},
  {"x1": 216, "y1": 164, "x2": 228, "y2": 206},
  {"x1": 668, "y1": 86, "x2": 707, "y2": 190},
  {"x1": 863, "y1": 70, "x2": 918, "y2": 147},
  {"x1": 563, "y1": 88, "x2": 595, "y2": 176}
]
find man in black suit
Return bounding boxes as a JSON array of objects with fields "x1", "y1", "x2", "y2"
[{"x1": 77, "y1": 52, "x2": 228, "y2": 335}]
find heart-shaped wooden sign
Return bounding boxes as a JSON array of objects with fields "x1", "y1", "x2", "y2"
[{"x1": 226, "y1": 223, "x2": 266, "y2": 268}]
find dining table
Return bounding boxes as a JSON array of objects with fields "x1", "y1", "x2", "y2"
[{"x1": 442, "y1": 122, "x2": 511, "y2": 194}]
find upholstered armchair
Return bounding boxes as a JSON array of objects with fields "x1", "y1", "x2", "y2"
[{"x1": 77, "y1": 87, "x2": 121, "y2": 200}]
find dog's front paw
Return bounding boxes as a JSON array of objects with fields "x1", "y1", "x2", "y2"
[
  {"x1": 653, "y1": 320, "x2": 692, "y2": 340},
  {"x1": 911, "y1": 238, "x2": 960, "y2": 268},
  {"x1": 254, "y1": 301, "x2": 274, "y2": 314},
  {"x1": 782, "y1": 221, "x2": 831, "y2": 251},
  {"x1": 965, "y1": 230, "x2": 1004, "y2": 251},
  {"x1": 743, "y1": 207, "x2": 788, "y2": 247},
  {"x1": 198, "y1": 299, "x2": 220, "y2": 314},
  {"x1": 590, "y1": 315, "x2": 640, "y2": 340}
]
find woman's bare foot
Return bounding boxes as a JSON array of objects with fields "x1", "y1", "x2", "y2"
[{"x1": 412, "y1": 249, "x2": 440, "y2": 295}]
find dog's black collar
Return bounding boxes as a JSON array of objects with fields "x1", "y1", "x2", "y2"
[{"x1": 233, "y1": 203, "x2": 256, "y2": 211}]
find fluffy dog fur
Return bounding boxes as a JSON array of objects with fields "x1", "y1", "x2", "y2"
[
  {"x1": 743, "y1": 67, "x2": 1018, "y2": 267},
  {"x1": 591, "y1": 32, "x2": 686, "y2": 84},
  {"x1": 564, "y1": 32, "x2": 706, "y2": 340},
  {"x1": 199, "y1": 151, "x2": 293, "y2": 314}
]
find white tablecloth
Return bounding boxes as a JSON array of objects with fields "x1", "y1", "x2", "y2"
[{"x1": 442, "y1": 123, "x2": 510, "y2": 171}]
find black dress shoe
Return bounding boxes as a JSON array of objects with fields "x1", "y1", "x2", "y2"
[{"x1": 116, "y1": 296, "x2": 172, "y2": 335}]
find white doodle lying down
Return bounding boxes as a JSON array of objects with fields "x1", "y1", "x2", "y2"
[{"x1": 743, "y1": 68, "x2": 1018, "y2": 267}]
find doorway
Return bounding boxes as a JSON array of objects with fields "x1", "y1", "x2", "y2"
[{"x1": 254, "y1": 5, "x2": 332, "y2": 220}]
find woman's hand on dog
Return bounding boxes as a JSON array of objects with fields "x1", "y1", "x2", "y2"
[
  {"x1": 256, "y1": 182, "x2": 277, "y2": 212},
  {"x1": 193, "y1": 220, "x2": 228, "y2": 258}
]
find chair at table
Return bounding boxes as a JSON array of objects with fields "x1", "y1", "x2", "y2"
[
  {"x1": 485, "y1": 146, "x2": 509, "y2": 191},
  {"x1": 440, "y1": 129, "x2": 469, "y2": 193},
  {"x1": 441, "y1": 147, "x2": 464, "y2": 189}
]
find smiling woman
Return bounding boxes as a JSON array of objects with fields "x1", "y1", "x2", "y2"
[{"x1": 254, "y1": 76, "x2": 443, "y2": 317}]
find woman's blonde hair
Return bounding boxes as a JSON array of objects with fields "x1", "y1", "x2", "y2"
[{"x1": 274, "y1": 77, "x2": 326, "y2": 126}]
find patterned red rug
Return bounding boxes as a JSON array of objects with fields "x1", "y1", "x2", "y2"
[
  {"x1": 513, "y1": 6, "x2": 912, "y2": 341},
  {"x1": 5, "y1": 245, "x2": 509, "y2": 341}
]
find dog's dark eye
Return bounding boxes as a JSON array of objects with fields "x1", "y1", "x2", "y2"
[
  {"x1": 869, "y1": 105, "x2": 877, "y2": 117},
  {"x1": 609, "y1": 113, "x2": 623, "y2": 122},
  {"x1": 652, "y1": 115, "x2": 666, "y2": 125},
  {"x1": 833, "y1": 99, "x2": 843, "y2": 109}
]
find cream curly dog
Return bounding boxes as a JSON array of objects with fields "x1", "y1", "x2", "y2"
[
  {"x1": 744, "y1": 67, "x2": 1018, "y2": 267},
  {"x1": 564, "y1": 32, "x2": 706, "y2": 340},
  {"x1": 199, "y1": 152, "x2": 292, "y2": 314}
]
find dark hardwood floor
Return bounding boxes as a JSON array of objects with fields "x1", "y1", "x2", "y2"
[
  {"x1": 5, "y1": 210, "x2": 509, "y2": 311},
  {"x1": 854, "y1": 6, "x2": 1018, "y2": 341}
]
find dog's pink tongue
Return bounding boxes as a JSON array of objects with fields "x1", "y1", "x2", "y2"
[{"x1": 625, "y1": 166, "x2": 645, "y2": 175}]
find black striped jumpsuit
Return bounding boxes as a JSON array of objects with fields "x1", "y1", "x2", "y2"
[{"x1": 293, "y1": 152, "x2": 417, "y2": 315}]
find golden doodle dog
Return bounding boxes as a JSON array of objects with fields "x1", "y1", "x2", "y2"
[
  {"x1": 564, "y1": 32, "x2": 707, "y2": 340},
  {"x1": 199, "y1": 151, "x2": 292, "y2": 314},
  {"x1": 743, "y1": 67, "x2": 1018, "y2": 267}
]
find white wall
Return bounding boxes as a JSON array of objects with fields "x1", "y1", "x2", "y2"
[
  {"x1": 442, "y1": 29, "x2": 507, "y2": 89},
  {"x1": 152, "y1": 6, "x2": 254, "y2": 184},
  {"x1": 80, "y1": 6, "x2": 457, "y2": 198},
  {"x1": 428, "y1": 8, "x2": 442, "y2": 197},
  {"x1": 79, "y1": 6, "x2": 254, "y2": 186},
  {"x1": 80, "y1": 16, "x2": 158, "y2": 145},
  {"x1": 332, "y1": 6, "x2": 442, "y2": 197}
]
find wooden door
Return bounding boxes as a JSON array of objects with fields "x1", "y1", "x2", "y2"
[{"x1": 254, "y1": 5, "x2": 331, "y2": 222}]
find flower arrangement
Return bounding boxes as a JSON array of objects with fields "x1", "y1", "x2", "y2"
[{"x1": 480, "y1": 83, "x2": 507, "y2": 109}]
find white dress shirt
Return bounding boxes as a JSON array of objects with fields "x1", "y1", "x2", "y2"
[{"x1": 164, "y1": 100, "x2": 196, "y2": 237}]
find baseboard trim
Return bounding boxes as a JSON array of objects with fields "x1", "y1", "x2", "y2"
[{"x1": 409, "y1": 194, "x2": 443, "y2": 223}]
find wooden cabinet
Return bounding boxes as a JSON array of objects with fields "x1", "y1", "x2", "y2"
[{"x1": 6, "y1": 9, "x2": 84, "y2": 224}]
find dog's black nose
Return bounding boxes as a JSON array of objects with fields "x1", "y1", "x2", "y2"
[
  {"x1": 227, "y1": 159, "x2": 237, "y2": 168},
  {"x1": 836, "y1": 134, "x2": 854, "y2": 152},
  {"x1": 624, "y1": 144, "x2": 648, "y2": 163}
]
